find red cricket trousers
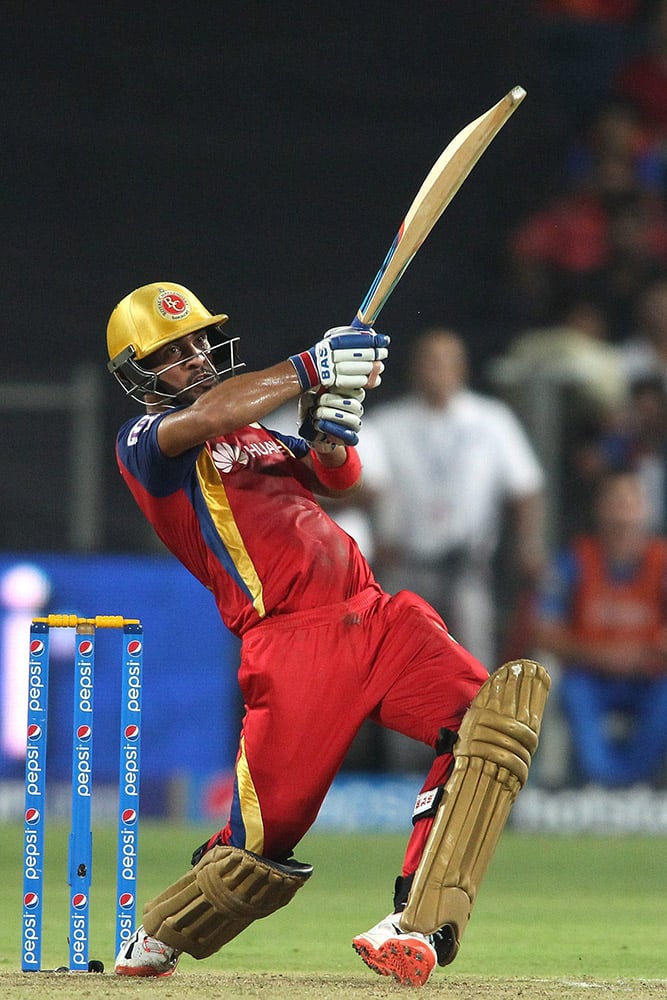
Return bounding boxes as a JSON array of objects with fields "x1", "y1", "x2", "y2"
[{"x1": 215, "y1": 585, "x2": 488, "y2": 876}]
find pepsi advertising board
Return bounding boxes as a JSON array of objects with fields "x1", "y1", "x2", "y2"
[{"x1": 0, "y1": 554, "x2": 241, "y2": 804}]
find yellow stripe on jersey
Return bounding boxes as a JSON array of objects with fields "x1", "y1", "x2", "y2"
[
  {"x1": 195, "y1": 449, "x2": 266, "y2": 617},
  {"x1": 236, "y1": 735, "x2": 264, "y2": 853}
]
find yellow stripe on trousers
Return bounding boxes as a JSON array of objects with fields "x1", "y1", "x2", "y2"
[{"x1": 236, "y1": 735, "x2": 264, "y2": 853}]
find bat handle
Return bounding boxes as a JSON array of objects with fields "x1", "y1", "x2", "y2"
[{"x1": 350, "y1": 315, "x2": 372, "y2": 331}]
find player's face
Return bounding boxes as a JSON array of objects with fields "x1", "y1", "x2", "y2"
[{"x1": 146, "y1": 330, "x2": 219, "y2": 403}]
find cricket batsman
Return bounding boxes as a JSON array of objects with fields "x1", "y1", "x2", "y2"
[{"x1": 107, "y1": 281, "x2": 550, "y2": 987}]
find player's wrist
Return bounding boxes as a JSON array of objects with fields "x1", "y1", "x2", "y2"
[
  {"x1": 310, "y1": 443, "x2": 348, "y2": 465},
  {"x1": 310, "y1": 446, "x2": 361, "y2": 489},
  {"x1": 289, "y1": 351, "x2": 321, "y2": 391}
]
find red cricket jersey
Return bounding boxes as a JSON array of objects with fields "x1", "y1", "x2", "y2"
[{"x1": 115, "y1": 412, "x2": 377, "y2": 636}]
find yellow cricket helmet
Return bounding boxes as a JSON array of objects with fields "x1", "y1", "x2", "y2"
[{"x1": 107, "y1": 282, "x2": 242, "y2": 404}]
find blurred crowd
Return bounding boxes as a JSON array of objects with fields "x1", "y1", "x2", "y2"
[{"x1": 271, "y1": 1, "x2": 667, "y2": 790}]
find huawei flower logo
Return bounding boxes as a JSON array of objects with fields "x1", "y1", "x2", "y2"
[{"x1": 211, "y1": 442, "x2": 250, "y2": 473}]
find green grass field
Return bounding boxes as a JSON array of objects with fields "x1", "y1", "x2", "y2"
[{"x1": 1, "y1": 821, "x2": 665, "y2": 998}]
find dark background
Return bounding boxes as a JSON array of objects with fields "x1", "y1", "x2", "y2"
[{"x1": 2, "y1": 3, "x2": 643, "y2": 551}]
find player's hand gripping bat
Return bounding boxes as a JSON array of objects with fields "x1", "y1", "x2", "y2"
[{"x1": 352, "y1": 86, "x2": 526, "y2": 329}]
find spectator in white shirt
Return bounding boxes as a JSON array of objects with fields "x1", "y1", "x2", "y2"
[{"x1": 365, "y1": 327, "x2": 546, "y2": 672}]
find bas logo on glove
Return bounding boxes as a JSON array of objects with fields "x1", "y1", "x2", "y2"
[
  {"x1": 289, "y1": 328, "x2": 390, "y2": 392},
  {"x1": 316, "y1": 342, "x2": 332, "y2": 384}
]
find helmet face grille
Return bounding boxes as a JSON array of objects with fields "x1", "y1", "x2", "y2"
[{"x1": 108, "y1": 328, "x2": 245, "y2": 405}]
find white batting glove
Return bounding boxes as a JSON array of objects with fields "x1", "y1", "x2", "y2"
[
  {"x1": 298, "y1": 388, "x2": 365, "y2": 450},
  {"x1": 289, "y1": 327, "x2": 389, "y2": 391}
]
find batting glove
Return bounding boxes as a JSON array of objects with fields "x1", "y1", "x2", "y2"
[
  {"x1": 289, "y1": 327, "x2": 390, "y2": 391},
  {"x1": 298, "y1": 388, "x2": 365, "y2": 450}
]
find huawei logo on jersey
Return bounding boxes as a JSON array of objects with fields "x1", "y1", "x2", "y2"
[
  {"x1": 211, "y1": 442, "x2": 250, "y2": 473},
  {"x1": 211, "y1": 436, "x2": 285, "y2": 473}
]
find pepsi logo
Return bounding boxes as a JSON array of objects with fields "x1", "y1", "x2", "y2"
[
  {"x1": 25, "y1": 808, "x2": 40, "y2": 824},
  {"x1": 23, "y1": 892, "x2": 39, "y2": 909},
  {"x1": 77, "y1": 725, "x2": 92, "y2": 741},
  {"x1": 71, "y1": 893, "x2": 88, "y2": 909},
  {"x1": 127, "y1": 640, "x2": 142, "y2": 656},
  {"x1": 118, "y1": 892, "x2": 134, "y2": 909},
  {"x1": 27, "y1": 724, "x2": 42, "y2": 741},
  {"x1": 124, "y1": 725, "x2": 140, "y2": 740},
  {"x1": 78, "y1": 640, "x2": 94, "y2": 657},
  {"x1": 30, "y1": 640, "x2": 45, "y2": 655},
  {"x1": 122, "y1": 808, "x2": 137, "y2": 824}
]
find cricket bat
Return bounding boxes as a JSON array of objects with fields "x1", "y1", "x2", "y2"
[{"x1": 352, "y1": 85, "x2": 526, "y2": 328}]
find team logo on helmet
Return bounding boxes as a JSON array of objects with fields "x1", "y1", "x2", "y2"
[{"x1": 156, "y1": 289, "x2": 191, "y2": 321}]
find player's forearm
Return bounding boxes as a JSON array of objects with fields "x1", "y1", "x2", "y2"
[
  {"x1": 158, "y1": 362, "x2": 301, "y2": 455},
  {"x1": 192, "y1": 361, "x2": 301, "y2": 428}
]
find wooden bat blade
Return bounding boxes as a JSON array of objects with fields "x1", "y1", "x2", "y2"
[{"x1": 354, "y1": 85, "x2": 526, "y2": 328}]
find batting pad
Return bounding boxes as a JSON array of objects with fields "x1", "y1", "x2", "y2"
[
  {"x1": 399, "y1": 659, "x2": 550, "y2": 963},
  {"x1": 143, "y1": 844, "x2": 313, "y2": 959}
]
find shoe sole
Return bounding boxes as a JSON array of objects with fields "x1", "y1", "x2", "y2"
[
  {"x1": 352, "y1": 935, "x2": 435, "y2": 987},
  {"x1": 115, "y1": 963, "x2": 178, "y2": 978}
]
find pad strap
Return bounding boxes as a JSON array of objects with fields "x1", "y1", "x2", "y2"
[{"x1": 412, "y1": 786, "x2": 444, "y2": 823}]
